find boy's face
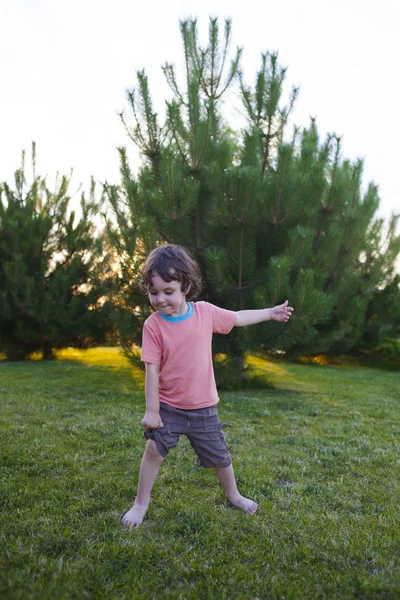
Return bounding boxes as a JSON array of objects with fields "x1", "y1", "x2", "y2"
[{"x1": 148, "y1": 273, "x2": 188, "y2": 317}]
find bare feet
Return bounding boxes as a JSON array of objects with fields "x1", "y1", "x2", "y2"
[
  {"x1": 121, "y1": 503, "x2": 148, "y2": 528},
  {"x1": 227, "y1": 494, "x2": 258, "y2": 515}
]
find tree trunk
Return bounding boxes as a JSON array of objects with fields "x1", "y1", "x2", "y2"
[{"x1": 42, "y1": 340, "x2": 54, "y2": 360}]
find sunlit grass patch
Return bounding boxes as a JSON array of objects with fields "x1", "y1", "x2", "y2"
[
  {"x1": 246, "y1": 353, "x2": 292, "y2": 379},
  {"x1": 55, "y1": 346, "x2": 132, "y2": 368},
  {"x1": 55, "y1": 346, "x2": 145, "y2": 387}
]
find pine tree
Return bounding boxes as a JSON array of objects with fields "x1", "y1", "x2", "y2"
[
  {"x1": 359, "y1": 215, "x2": 400, "y2": 358},
  {"x1": 0, "y1": 144, "x2": 112, "y2": 360},
  {"x1": 106, "y1": 17, "x2": 399, "y2": 376}
]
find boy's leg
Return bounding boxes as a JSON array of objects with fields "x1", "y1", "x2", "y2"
[
  {"x1": 186, "y1": 406, "x2": 258, "y2": 516},
  {"x1": 215, "y1": 464, "x2": 258, "y2": 515},
  {"x1": 121, "y1": 439, "x2": 164, "y2": 528}
]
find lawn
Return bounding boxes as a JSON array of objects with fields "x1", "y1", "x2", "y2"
[{"x1": 1, "y1": 348, "x2": 399, "y2": 599}]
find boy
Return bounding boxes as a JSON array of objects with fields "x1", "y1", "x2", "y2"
[{"x1": 122, "y1": 244, "x2": 293, "y2": 527}]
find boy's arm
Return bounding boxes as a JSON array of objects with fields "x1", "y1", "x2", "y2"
[
  {"x1": 235, "y1": 300, "x2": 293, "y2": 327},
  {"x1": 142, "y1": 362, "x2": 163, "y2": 429}
]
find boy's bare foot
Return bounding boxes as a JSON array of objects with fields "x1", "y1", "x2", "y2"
[
  {"x1": 121, "y1": 503, "x2": 148, "y2": 528},
  {"x1": 228, "y1": 494, "x2": 258, "y2": 515}
]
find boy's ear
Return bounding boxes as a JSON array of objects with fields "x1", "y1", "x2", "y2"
[{"x1": 182, "y1": 282, "x2": 191, "y2": 295}]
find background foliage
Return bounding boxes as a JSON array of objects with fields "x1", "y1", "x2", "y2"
[
  {"x1": 1, "y1": 18, "x2": 399, "y2": 365},
  {"x1": 105, "y1": 18, "x2": 400, "y2": 374},
  {"x1": 0, "y1": 144, "x2": 113, "y2": 360}
]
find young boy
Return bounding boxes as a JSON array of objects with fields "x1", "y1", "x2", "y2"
[{"x1": 122, "y1": 244, "x2": 293, "y2": 528}]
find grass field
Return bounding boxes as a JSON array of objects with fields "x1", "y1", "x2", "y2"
[{"x1": 1, "y1": 348, "x2": 399, "y2": 599}]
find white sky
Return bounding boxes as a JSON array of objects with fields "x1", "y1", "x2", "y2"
[{"x1": 1, "y1": 0, "x2": 399, "y2": 221}]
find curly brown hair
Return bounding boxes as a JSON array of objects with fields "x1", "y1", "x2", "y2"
[{"x1": 140, "y1": 244, "x2": 202, "y2": 300}]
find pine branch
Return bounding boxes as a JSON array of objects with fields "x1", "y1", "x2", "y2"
[{"x1": 271, "y1": 150, "x2": 286, "y2": 224}]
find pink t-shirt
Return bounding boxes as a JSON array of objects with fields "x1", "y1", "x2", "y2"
[{"x1": 141, "y1": 301, "x2": 237, "y2": 409}]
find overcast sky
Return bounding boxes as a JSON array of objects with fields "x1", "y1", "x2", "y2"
[{"x1": 1, "y1": 0, "x2": 399, "y2": 220}]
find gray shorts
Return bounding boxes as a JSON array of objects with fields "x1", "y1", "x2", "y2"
[{"x1": 144, "y1": 402, "x2": 232, "y2": 469}]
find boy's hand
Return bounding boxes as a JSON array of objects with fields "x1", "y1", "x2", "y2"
[
  {"x1": 142, "y1": 410, "x2": 163, "y2": 429},
  {"x1": 271, "y1": 300, "x2": 294, "y2": 323}
]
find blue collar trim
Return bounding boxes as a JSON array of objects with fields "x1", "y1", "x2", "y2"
[{"x1": 158, "y1": 302, "x2": 194, "y2": 322}]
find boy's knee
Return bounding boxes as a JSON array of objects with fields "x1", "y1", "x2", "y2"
[{"x1": 145, "y1": 439, "x2": 164, "y2": 462}]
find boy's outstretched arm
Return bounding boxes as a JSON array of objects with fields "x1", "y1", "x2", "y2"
[{"x1": 235, "y1": 300, "x2": 294, "y2": 327}]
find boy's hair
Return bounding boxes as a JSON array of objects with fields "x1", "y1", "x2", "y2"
[{"x1": 140, "y1": 244, "x2": 202, "y2": 300}]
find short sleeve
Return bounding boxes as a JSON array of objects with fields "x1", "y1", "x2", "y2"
[
  {"x1": 141, "y1": 321, "x2": 162, "y2": 364},
  {"x1": 207, "y1": 303, "x2": 237, "y2": 334}
]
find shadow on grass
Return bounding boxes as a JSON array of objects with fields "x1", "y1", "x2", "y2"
[
  {"x1": 0, "y1": 348, "x2": 145, "y2": 409},
  {"x1": 222, "y1": 387, "x2": 320, "y2": 421},
  {"x1": 294, "y1": 352, "x2": 400, "y2": 372}
]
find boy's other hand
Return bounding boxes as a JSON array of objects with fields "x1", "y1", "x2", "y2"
[
  {"x1": 142, "y1": 410, "x2": 164, "y2": 429},
  {"x1": 271, "y1": 300, "x2": 294, "y2": 323}
]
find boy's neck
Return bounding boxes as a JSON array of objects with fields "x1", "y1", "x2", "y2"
[
  {"x1": 158, "y1": 301, "x2": 189, "y2": 318},
  {"x1": 175, "y1": 301, "x2": 190, "y2": 317}
]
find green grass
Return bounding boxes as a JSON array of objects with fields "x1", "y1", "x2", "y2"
[{"x1": 1, "y1": 348, "x2": 399, "y2": 599}]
